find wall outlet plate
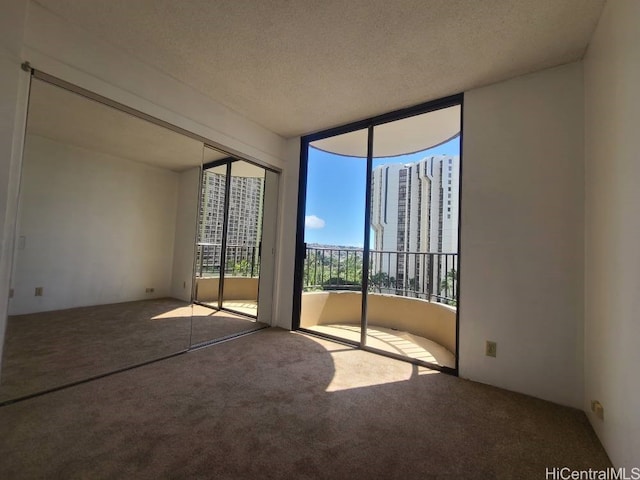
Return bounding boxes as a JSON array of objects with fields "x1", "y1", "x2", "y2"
[{"x1": 485, "y1": 340, "x2": 497, "y2": 357}]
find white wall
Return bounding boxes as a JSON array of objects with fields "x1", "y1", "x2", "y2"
[
  {"x1": 584, "y1": 0, "x2": 640, "y2": 467},
  {"x1": 272, "y1": 138, "x2": 301, "y2": 329},
  {"x1": 170, "y1": 167, "x2": 200, "y2": 302},
  {"x1": 257, "y1": 170, "x2": 280, "y2": 326},
  {"x1": 460, "y1": 62, "x2": 585, "y2": 408},
  {"x1": 10, "y1": 135, "x2": 179, "y2": 314},
  {"x1": 0, "y1": 0, "x2": 29, "y2": 364}
]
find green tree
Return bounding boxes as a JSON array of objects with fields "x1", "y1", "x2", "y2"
[
  {"x1": 369, "y1": 271, "x2": 389, "y2": 292},
  {"x1": 231, "y1": 259, "x2": 250, "y2": 276},
  {"x1": 439, "y1": 268, "x2": 457, "y2": 306}
]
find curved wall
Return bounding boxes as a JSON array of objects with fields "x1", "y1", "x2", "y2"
[
  {"x1": 195, "y1": 277, "x2": 259, "y2": 302},
  {"x1": 301, "y1": 291, "x2": 456, "y2": 354}
]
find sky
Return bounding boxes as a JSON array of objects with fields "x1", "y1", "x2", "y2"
[{"x1": 304, "y1": 135, "x2": 460, "y2": 247}]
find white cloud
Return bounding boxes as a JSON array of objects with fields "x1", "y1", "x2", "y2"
[{"x1": 305, "y1": 215, "x2": 326, "y2": 229}]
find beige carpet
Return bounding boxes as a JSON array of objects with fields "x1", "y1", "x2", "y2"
[
  {"x1": 0, "y1": 299, "x2": 266, "y2": 402},
  {"x1": 190, "y1": 303, "x2": 266, "y2": 346},
  {"x1": 0, "y1": 328, "x2": 610, "y2": 479}
]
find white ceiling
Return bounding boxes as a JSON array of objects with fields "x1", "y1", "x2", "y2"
[
  {"x1": 34, "y1": 0, "x2": 605, "y2": 138},
  {"x1": 28, "y1": 79, "x2": 208, "y2": 171}
]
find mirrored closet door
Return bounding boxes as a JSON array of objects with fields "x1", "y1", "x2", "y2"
[
  {"x1": 190, "y1": 148, "x2": 278, "y2": 347},
  {"x1": 0, "y1": 73, "x2": 280, "y2": 403},
  {"x1": 0, "y1": 76, "x2": 202, "y2": 402}
]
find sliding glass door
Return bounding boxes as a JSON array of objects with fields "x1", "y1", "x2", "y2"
[
  {"x1": 196, "y1": 162, "x2": 227, "y2": 297},
  {"x1": 366, "y1": 112, "x2": 460, "y2": 368},
  {"x1": 191, "y1": 148, "x2": 275, "y2": 346},
  {"x1": 296, "y1": 98, "x2": 462, "y2": 372},
  {"x1": 220, "y1": 160, "x2": 265, "y2": 317},
  {"x1": 299, "y1": 128, "x2": 368, "y2": 345}
]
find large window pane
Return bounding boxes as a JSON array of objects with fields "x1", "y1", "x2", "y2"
[
  {"x1": 300, "y1": 129, "x2": 368, "y2": 345},
  {"x1": 367, "y1": 107, "x2": 460, "y2": 368},
  {"x1": 221, "y1": 160, "x2": 266, "y2": 317}
]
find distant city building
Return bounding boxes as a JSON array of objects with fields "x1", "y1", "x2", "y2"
[
  {"x1": 199, "y1": 171, "x2": 227, "y2": 245},
  {"x1": 370, "y1": 155, "x2": 459, "y2": 289},
  {"x1": 199, "y1": 170, "x2": 264, "y2": 248}
]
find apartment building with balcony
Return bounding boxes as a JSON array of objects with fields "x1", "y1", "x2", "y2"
[
  {"x1": 371, "y1": 155, "x2": 459, "y2": 292},
  {"x1": 199, "y1": 171, "x2": 264, "y2": 247}
]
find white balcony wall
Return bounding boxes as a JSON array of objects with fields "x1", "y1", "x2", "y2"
[
  {"x1": 9, "y1": 135, "x2": 179, "y2": 315},
  {"x1": 460, "y1": 62, "x2": 585, "y2": 409},
  {"x1": 584, "y1": 0, "x2": 640, "y2": 467}
]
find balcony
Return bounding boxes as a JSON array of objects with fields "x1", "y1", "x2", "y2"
[
  {"x1": 301, "y1": 246, "x2": 458, "y2": 368},
  {"x1": 195, "y1": 243, "x2": 260, "y2": 315},
  {"x1": 196, "y1": 243, "x2": 261, "y2": 278},
  {"x1": 193, "y1": 244, "x2": 458, "y2": 368}
]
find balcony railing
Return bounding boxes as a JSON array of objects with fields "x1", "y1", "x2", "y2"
[
  {"x1": 196, "y1": 243, "x2": 260, "y2": 278},
  {"x1": 304, "y1": 246, "x2": 458, "y2": 305}
]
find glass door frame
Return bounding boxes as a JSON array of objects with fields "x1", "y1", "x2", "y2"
[
  {"x1": 195, "y1": 154, "x2": 274, "y2": 320},
  {"x1": 293, "y1": 93, "x2": 464, "y2": 375},
  {"x1": 199, "y1": 157, "x2": 233, "y2": 313}
]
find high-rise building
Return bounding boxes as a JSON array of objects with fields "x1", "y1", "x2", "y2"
[
  {"x1": 371, "y1": 155, "x2": 459, "y2": 290},
  {"x1": 199, "y1": 171, "x2": 264, "y2": 247},
  {"x1": 198, "y1": 171, "x2": 264, "y2": 274},
  {"x1": 199, "y1": 171, "x2": 227, "y2": 246}
]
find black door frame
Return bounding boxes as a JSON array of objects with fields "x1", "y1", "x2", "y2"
[
  {"x1": 197, "y1": 155, "x2": 269, "y2": 320},
  {"x1": 292, "y1": 93, "x2": 464, "y2": 375}
]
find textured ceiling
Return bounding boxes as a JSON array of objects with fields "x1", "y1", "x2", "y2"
[{"x1": 34, "y1": 0, "x2": 605, "y2": 138}]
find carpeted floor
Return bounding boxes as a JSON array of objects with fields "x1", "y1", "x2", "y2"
[
  {"x1": 0, "y1": 299, "x2": 266, "y2": 402},
  {"x1": 191, "y1": 303, "x2": 266, "y2": 346},
  {"x1": 0, "y1": 328, "x2": 610, "y2": 479}
]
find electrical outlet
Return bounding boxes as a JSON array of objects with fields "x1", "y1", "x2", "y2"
[
  {"x1": 591, "y1": 400, "x2": 604, "y2": 420},
  {"x1": 485, "y1": 340, "x2": 497, "y2": 357},
  {"x1": 183, "y1": 281, "x2": 186, "y2": 289},
  {"x1": 145, "y1": 287, "x2": 155, "y2": 293},
  {"x1": 35, "y1": 287, "x2": 43, "y2": 296}
]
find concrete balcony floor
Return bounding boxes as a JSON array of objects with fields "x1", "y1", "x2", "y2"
[
  {"x1": 307, "y1": 323, "x2": 456, "y2": 368},
  {"x1": 199, "y1": 300, "x2": 258, "y2": 316},
  {"x1": 221, "y1": 300, "x2": 258, "y2": 316}
]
